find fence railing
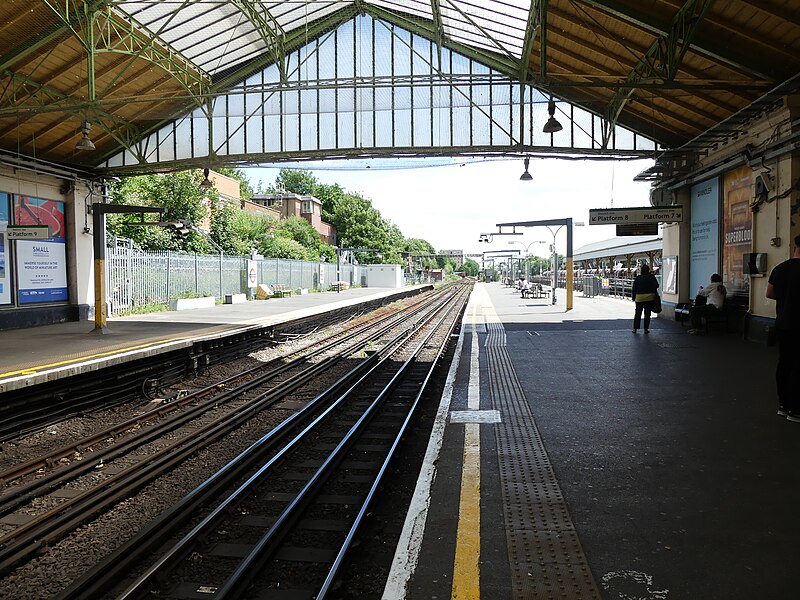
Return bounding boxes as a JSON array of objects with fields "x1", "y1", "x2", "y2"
[{"x1": 106, "y1": 246, "x2": 365, "y2": 316}]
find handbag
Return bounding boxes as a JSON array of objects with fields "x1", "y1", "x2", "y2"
[{"x1": 652, "y1": 293, "x2": 662, "y2": 314}]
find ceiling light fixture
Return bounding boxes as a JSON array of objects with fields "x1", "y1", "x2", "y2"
[
  {"x1": 200, "y1": 167, "x2": 213, "y2": 189},
  {"x1": 75, "y1": 120, "x2": 96, "y2": 151},
  {"x1": 519, "y1": 157, "x2": 533, "y2": 181},
  {"x1": 542, "y1": 98, "x2": 563, "y2": 134}
]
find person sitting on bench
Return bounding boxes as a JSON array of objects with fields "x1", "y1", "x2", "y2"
[{"x1": 688, "y1": 273, "x2": 726, "y2": 334}]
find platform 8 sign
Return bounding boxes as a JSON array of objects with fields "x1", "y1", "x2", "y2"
[{"x1": 14, "y1": 195, "x2": 68, "y2": 304}]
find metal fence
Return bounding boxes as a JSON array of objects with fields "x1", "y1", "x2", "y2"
[{"x1": 106, "y1": 245, "x2": 365, "y2": 316}]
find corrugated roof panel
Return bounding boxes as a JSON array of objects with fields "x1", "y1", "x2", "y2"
[
  {"x1": 368, "y1": 0, "x2": 434, "y2": 22},
  {"x1": 117, "y1": 1, "x2": 267, "y2": 75},
  {"x1": 446, "y1": 0, "x2": 528, "y2": 57},
  {"x1": 271, "y1": 1, "x2": 351, "y2": 32}
]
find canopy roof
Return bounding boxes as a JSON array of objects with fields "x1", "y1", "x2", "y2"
[{"x1": 1, "y1": 1, "x2": 798, "y2": 173}]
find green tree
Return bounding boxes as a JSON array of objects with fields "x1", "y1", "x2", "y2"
[
  {"x1": 462, "y1": 259, "x2": 480, "y2": 276},
  {"x1": 108, "y1": 171, "x2": 209, "y2": 252},
  {"x1": 314, "y1": 182, "x2": 346, "y2": 224},
  {"x1": 404, "y1": 238, "x2": 435, "y2": 254},
  {"x1": 260, "y1": 236, "x2": 309, "y2": 260},
  {"x1": 276, "y1": 216, "x2": 322, "y2": 252},
  {"x1": 274, "y1": 168, "x2": 317, "y2": 195},
  {"x1": 319, "y1": 244, "x2": 337, "y2": 263}
]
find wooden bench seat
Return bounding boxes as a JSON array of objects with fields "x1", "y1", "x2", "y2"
[{"x1": 272, "y1": 284, "x2": 293, "y2": 297}]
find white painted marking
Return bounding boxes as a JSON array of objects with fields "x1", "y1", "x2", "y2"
[
  {"x1": 449, "y1": 409, "x2": 501, "y2": 424},
  {"x1": 467, "y1": 331, "x2": 480, "y2": 410},
  {"x1": 601, "y1": 570, "x2": 669, "y2": 600},
  {"x1": 381, "y1": 311, "x2": 467, "y2": 600}
]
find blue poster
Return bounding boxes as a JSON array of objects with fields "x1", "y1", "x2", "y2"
[{"x1": 690, "y1": 178, "x2": 720, "y2": 295}]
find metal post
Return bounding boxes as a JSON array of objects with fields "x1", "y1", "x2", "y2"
[
  {"x1": 552, "y1": 241, "x2": 557, "y2": 305},
  {"x1": 566, "y1": 217, "x2": 574, "y2": 310},
  {"x1": 336, "y1": 248, "x2": 341, "y2": 293},
  {"x1": 166, "y1": 251, "x2": 171, "y2": 302},
  {"x1": 91, "y1": 205, "x2": 110, "y2": 334}
]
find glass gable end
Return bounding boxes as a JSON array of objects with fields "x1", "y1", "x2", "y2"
[{"x1": 102, "y1": 14, "x2": 656, "y2": 171}]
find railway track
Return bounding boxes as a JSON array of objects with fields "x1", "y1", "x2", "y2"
[
  {"x1": 54, "y1": 282, "x2": 469, "y2": 599},
  {"x1": 0, "y1": 288, "x2": 429, "y2": 443},
  {"x1": 0, "y1": 282, "x2": 470, "y2": 597}
]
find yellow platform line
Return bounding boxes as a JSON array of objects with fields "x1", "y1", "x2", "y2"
[
  {"x1": 452, "y1": 301, "x2": 482, "y2": 599},
  {"x1": 452, "y1": 423, "x2": 481, "y2": 599},
  {"x1": 0, "y1": 337, "x2": 184, "y2": 379}
]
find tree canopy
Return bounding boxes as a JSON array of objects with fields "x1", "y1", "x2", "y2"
[{"x1": 109, "y1": 167, "x2": 443, "y2": 268}]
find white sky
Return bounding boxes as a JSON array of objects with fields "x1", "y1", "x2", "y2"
[{"x1": 244, "y1": 157, "x2": 655, "y2": 257}]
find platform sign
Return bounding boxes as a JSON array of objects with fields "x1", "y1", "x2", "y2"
[
  {"x1": 247, "y1": 259, "x2": 257, "y2": 288},
  {"x1": 6, "y1": 225, "x2": 51, "y2": 240},
  {"x1": 589, "y1": 206, "x2": 683, "y2": 225},
  {"x1": 616, "y1": 223, "x2": 658, "y2": 236}
]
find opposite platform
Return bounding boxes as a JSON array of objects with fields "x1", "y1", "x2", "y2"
[
  {"x1": 0, "y1": 286, "x2": 426, "y2": 393},
  {"x1": 388, "y1": 282, "x2": 799, "y2": 600}
]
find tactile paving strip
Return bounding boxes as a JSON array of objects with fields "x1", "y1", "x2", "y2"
[{"x1": 485, "y1": 323, "x2": 600, "y2": 599}]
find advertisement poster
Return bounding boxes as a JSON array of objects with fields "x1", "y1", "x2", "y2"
[
  {"x1": 14, "y1": 195, "x2": 68, "y2": 304},
  {"x1": 690, "y1": 178, "x2": 720, "y2": 295},
  {"x1": 722, "y1": 166, "x2": 753, "y2": 303},
  {"x1": 662, "y1": 256, "x2": 677, "y2": 294},
  {"x1": 0, "y1": 192, "x2": 9, "y2": 305}
]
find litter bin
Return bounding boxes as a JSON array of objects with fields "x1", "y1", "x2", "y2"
[{"x1": 583, "y1": 275, "x2": 600, "y2": 297}]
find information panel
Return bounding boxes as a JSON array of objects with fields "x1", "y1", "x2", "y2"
[
  {"x1": 690, "y1": 178, "x2": 720, "y2": 295},
  {"x1": 14, "y1": 195, "x2": 68, "y2": 304},
  {"x1": 0, "y1": 192, "x2": 10, "y2": 305}
]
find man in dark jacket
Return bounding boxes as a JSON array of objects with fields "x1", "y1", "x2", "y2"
[
  {"x1": 767, "y1": 233, "x2": 800, "y2": 421},
  {"x1": 631, "y1": 264, "x2": 659, "y2": 334}
]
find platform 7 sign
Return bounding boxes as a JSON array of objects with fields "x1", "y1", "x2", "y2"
[{"x1": 589, "y1": 206, "x2": 683, "y2": 225}]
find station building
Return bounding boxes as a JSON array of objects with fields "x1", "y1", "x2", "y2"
[{"x1": 0, "y1": 2, "x2": 798, "y2": 337}]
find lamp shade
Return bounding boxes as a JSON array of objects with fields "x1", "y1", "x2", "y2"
[
  {"x1": 543, "y1": 98, "x2": 563, "y2": 133},
  {"x1": 76, "y1": 121, "x2": 96, "y2": 151},
  {"x1": 520, "y1": 157, "x2": 532, "y2": 181},
  {"x1": 200, "y1": 167, "x2": 213, "y2": 189}
]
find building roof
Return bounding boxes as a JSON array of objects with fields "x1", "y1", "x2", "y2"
[
  {"x1": 2, "y1": 2, "x2": 798, "y2": 172},
  {"x1": 574, "y1": 236, "x2": 662, "y2": 261}
]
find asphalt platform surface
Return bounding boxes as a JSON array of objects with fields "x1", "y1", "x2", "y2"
[{"x1": 484, "y1": 282, "x2": 797, "y2": 599}]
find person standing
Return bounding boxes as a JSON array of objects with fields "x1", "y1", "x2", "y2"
[
  {"x1": 766, "y1": 233, "x2": 800, "y2": 421},
  {"x1": 687, "y1": 273, "x2": 726, "y2": 334},
  {"x1": 631, "y1": 264, "x2": 659, "y2": 334}
]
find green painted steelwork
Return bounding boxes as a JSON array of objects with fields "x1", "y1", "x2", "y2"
[
  {"x1": 579, "y1": 0, "x2": 776, "y2": 81},
  {"x1": 601, "y1": 0, "x2": 714, "y2": 148},
  {"x1": 229, "y1": 0, "x2": 288, "y2": 83}
]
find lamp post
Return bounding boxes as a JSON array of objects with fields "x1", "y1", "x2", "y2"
[
  {"x1": 493, "y1": 219, "x2": 585, "y2": 310},
  {"x1": 544, "y1": 225, "x2": 564, "y2": 305},
  {"x1": 507, "y1": 240, "x2": 547, "y2": 282}
]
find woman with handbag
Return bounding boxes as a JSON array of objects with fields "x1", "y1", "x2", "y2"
[{"x1": 631, "y1": 264, "x2": 659, "y2": 334}]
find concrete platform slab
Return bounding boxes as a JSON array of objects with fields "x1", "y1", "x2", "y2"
[
  {"x1": 391, "y1": 282, "x2": 796, "y2": 600},
  {"x1": 0, "y1": 286, "x2": 426, "y2": 392}
]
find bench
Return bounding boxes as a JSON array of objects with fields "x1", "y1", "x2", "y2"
[
  {"x1": 521, "y1": 284, "x2": 548, "y2": 299},
  {"x1": 675, "y1": 300, "x2": 729, "y2": 333},
  {"x1": 703, "y1": 304, "x2": 729, "y2": 333},
  {"x1": 675, "y1": 302, "x2": 691, "y2": 324},
  {"x1": 272, "y1": 284, "x2": 293, "y2": 298}
]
